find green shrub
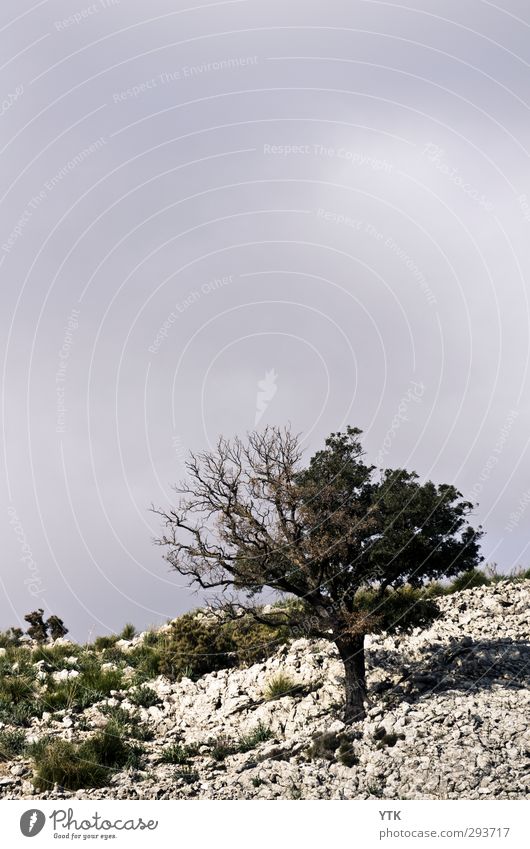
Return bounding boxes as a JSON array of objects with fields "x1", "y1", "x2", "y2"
[
  {"x1": 127, "y1": 645, "x2": 162, "y2": 682},
  {"x1": 208, "y1": 735, "x2": 235, "y2": 762},
  {"x1": 175, "y1": 765, "x2": 199, "y2": 784},
  {"x1": 31, "y1": 722, "x2": 143, "y2": 791},
  {"x1": 0, "y1": 700, "x2": 44, "y2": 728},
  {"x1": 237, "y1": 722, "x2": 273, "y2": 752},
  {"x1": 264, "y1": 672, "x2": 297, "y2": 700},
  {"x1": 128, "y1": 686, "x2": 160, "y2": 708},
  {"x1": 31, "y1": 644, "x2": 77, "y2": 665},
  {"x1": 0, "y1": 729, "x2": 27, "y2": 761},
  {"x1": 120, "y1": 623, "x2": 136, "y2": 641},
  {"x1": 160, "y1": 742, "x2": 199, "y2": 765},
  {"x1": 308, "y1": 731, "x2": 341, "y2": 761},
  {"x1": 100, "y1": 646, "x2": 126, "y2": 664},
  {"x1": 0, "y1": 627, "x2": 23, "y2": 648},
  {"x1": 0, "y1": 674, "x2": 36, "y2": 703},
  {"x1": 158, "y1": 610, "x2": 292, "y2": 682},
  {"x1": 44, "y1": 662, "x2": 125, "y2": 712},
  {"x1": 93, "y1": 635, "x2": 119, "y2": 651},
  {"x1": 98, "y1": 705, "x2": 153, "y2": 741},
  {"x1": 449, "y1": 569, "x2": 490, "y2": 593},
  {"x1": 142, "y1": 630, "x2": 160, "y2": 647}
]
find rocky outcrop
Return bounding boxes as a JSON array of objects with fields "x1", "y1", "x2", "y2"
[{"x1": 1, "y1": 581, "x2": 528, "y2": 800}]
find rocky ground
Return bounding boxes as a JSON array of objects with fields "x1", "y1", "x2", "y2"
[{"x1": 1, "y1": 581, "x2": 529, "y2": 800}]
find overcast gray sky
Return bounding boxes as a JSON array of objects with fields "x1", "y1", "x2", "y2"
[{"x1": 1, "y1": 0, "x2": 530, "y2": 640}]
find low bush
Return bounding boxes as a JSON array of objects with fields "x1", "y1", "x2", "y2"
[
  {"x1": 93, "y1": 635, "x2": 119, "y2": 651},
  {"x1": 449, "y1": 569, "x2": 490, "y2": 593},
  {"x1": 0, "y1": 729, "x2": 27, "y2": 761},
  {"x1": 31, "y1": 722, "x2": 143, "y2": 790},
  {"x1": 120, "y1": 623, "x2": 136, "y2": 641},
  {"x1": 98, "y1": 704, "x2": 153, "y2": 741},
  {"x1": 237, "y1": 722, "x2": 273, "y2": 752},
  {"x1": 160, "y1": 742, "x2": 199, "y2": 765},
  {"x1": 158, "y1": 611, "x2": 292, "y2": 682},
  {"x1": 264, "y1": 672, "x2": 298, "y2": 701},
  {"x1": 128, "y1": 686, "x2": 160, "y2": 708}
]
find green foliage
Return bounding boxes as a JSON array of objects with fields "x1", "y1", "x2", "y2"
[
  {"x1": 0, "y1": 673, "x2": 36, "y2": 704},
  {"x1": 175, "y1": 765, "x2": 199, "y2": 784},
  {"x1": 47, "y1": 615, "x2": 68, "y2": 641},
  {"x1": 0, "y1": 627, "x2": 23, "y2": 648},
  {"x1": 24, "y1": 610, "x2": 48, "y2": 643},
  {"x1": 0, "y1": 700, "x2": 44, "y2": 728},
  {"x1": 264, "y1": 672, "x2": 297, "y2": 700},
  {"x1": 158, "y1": 611, "x2": 291, "y2": 682},
  {"x1": 237, "y1": 722, "x2": 273, "y2": 752},
  {"x1": 449, "y1": 569, "x2": 490, "y2": 593},
  {"x1": 98, "y1": 704, "x2": 153, "y2": 741},
  {"x1": 308, "y1": 731, "x2": 341, "y2": 761},
  {"x1": 93, "y1": 634, "x2": 119, "y2": 650},
  {"x1": 142, "y1": 630, "x2": 160, "y2": 647},
  {"x1": 160, "y1": 742, "x2": 199, "y2": 765},
  {"x1": 31, "y1": 722, "x2": 143, "y2": 791},
  {"x1": 120, "y1": 623, "x2": 136, "y2": 641},
  {"x1": 354, "y1": 585, "x2": 442, "y2": 634},
  {"x1": 128, "y1": 686, "x2": 160, "y2": 708},
  {"x1": 127, "y1": 645, "x2": 162, "y2": 681},
  {"x1": 31, "y1": 644, "x2": 77, "y2": 665},
  {"x1": 0, "y1": 729, "x2": 27, "y2": 761},
  {"x1": 208, "y1": 735, "x2": 235, "y2": 761},
  {"x1": 44, "y1": 660, "x2": 125, "y2": 712}
]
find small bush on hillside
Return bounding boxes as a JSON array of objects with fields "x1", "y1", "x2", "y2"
[
  {"x1": 98, "y1": 704, "x2": 153, "y2": 741},
  {"x1": 158, "y1": 611, "x2": 292, "y2": 681},
  {"x1": 160, "y1": 742, "x2": 199, "y2": 765},
  {"x1": 93, "y1": 634, "x2": 119, "y2": 651},
  {"x1": 264, "y1": 672, "x2": 298, "y2": 701},
  {"x1": 237, "y1": 722, "x2": 273, "y2": 752},
  {"x1": 44, "y1": 661, "x2": 125, "y2": 712},
  {"x1": 449, "y1": 569, "x2": 490, "y2": 593},
  {"x1": 24, "y1": 610, "x2": 48, "y2": 643},
  {"x1": 120, "y1": 623, "x2": 136, "y2": 641},
  {"x1": 31, "y1": 722, "x2": 143, "y2": 790},
  {"x1": 0, "y1": 700, "x2": 43, "y2": 728},
  {"x1": 47, "y1": 616, "x2": 68, "y2": 641},
  {"x1": 31, "y1": 644, "x2": 77, "y2": 665},
  {"x1": 0, "y1": 627, "x2": 24, "y2": 648},
  {"x1": 127, "y1": 645, "x2": 162, "y2": 681},
  {"x1": 128, "y1": 686, "x2": 160, "y2": 708},
  {"x1": 0, "y1": 729, "x2": 27, "y2": 761}
]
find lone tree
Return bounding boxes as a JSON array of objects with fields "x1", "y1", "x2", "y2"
[
  {"x1": 154, "y1": 426, "x2": 482, "y2": 722},
  {"x1": 24, "y1": 609, "x2": 48, "y2": 643}
]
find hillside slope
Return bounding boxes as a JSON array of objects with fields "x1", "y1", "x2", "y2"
[{"x1": 1, "y1": 581, "x2": 528, "y2": 800}]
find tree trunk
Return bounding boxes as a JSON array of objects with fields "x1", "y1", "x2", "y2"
[{"x1": 334, "y1": 633, "x2": 367, "y2": 723}]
